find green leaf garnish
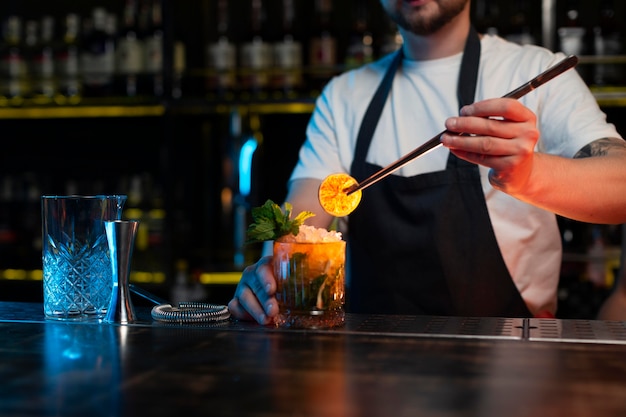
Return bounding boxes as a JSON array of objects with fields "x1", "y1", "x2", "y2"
[{"x1": 246, "y1": 199, "x2": 315, "y2": 244}]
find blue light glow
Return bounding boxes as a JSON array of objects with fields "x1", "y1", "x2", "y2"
[{"x1": 238, "y1": 137, "x2": 258, "y2": 197}]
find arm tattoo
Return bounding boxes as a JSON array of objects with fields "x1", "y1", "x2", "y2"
[{"x1": 574, "y1": 137, "x2": 626, "y2": 159}]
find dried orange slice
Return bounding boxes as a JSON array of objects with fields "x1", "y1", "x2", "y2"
[{"x1": 318, "y1": 173, "x2": 362, "y2": 217}]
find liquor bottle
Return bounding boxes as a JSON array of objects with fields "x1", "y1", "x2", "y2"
[
  {"x1": 81, "y1": 7, "x2": 116, "y2": 97},
  {"x1": 308, "y1": 0, "x2": 337, "y2": 96},
  {"x1": 0, "y1": 15, "x2": 26, "y2": 101},
  {"x1": 172, "y1": 41, "x2": 186, "y2": 99},
  {"x1": 586, "y1": 226, "x2": 608, "y2": 288},
  {"x1": 171, "y1": 259, "x2": 207, "y2": 304},
  {"x1": 18, "y1": 173, "x2": 42, "y2": 272},
  {"x1": 143, "y1": 0, "x2": 164, "y2": 97},
  {"x1": 239, "y1": 0, "x2": 272, "y2": 99},
  {"x1": 35, "y1": 16, "x2": 57, "y2": 100},
  {"x1": 228, "y1": 110, "x2": 246, "y2": 269},
  {"x1": 205, "y1": 0, "x2": 237, "y2": 100},
  {"x1": 116, "y1": 0, "x2": 144, "y2": 97},
  {"x1": 505, "y1": 0, "x2": 535, "y2": 46},
  {"x1": 231, "y1": 112, "x2": 263, "y2": 269},
  {"x1": 0, "y1": 176, "x2": 19, "y2": 270},
  {"x1": 557, "y1": 0, "x2": 588, "y2": 81},
  {"x1": 146, "y1": 183, "x2": 166, "y2": 260},
  {"x1": 473, "y1": 0, "x2": 499, "y2": 36},
  {"x1": 22, "y1": 20, "x2": 39, "y2": 99},
  {"x1": 171, "y1": 259, "x2": 192, "y2": 305},
  {"x1": 558, "y1": 0, "x2": 586, "y2": 55},
  {"x1": 124, "y1": 174, "x2": 149, "y2": 274},
  {"x1": 344, "y1": 3, "x2": 374, "y2": 69},
  {"x1": 271, "y1": 0, "x2": 302, "y2": 98},
  {"x1": 593, "y1": 0, "x2": 622, "y2": 86},
  {"x1": 106, "y1": 13, "x2": 119, "y2": 92},
  {"x1": 144, "y1": 174, "x2": 167, "y2": 280},
  {"x1": 378, "y1": 18, "x2": 402, "y2": 58},
  {"x1": 55, "y1": 13, "x2": 82, "y2": 101}
]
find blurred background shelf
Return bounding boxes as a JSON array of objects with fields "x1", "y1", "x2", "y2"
[
  {"x1": 0, "y1": 104, "x2": 165, "y2": 118},
  {"x1": 0, "y1": 0, "x2": 624, "y2": 319}
]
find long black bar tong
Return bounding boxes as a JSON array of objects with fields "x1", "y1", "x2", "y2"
[{"x1": 345, "y1": 55, "x2": 579, "y2": 195}]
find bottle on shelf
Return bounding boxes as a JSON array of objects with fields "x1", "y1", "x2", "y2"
[
  {"x1": 22, "y1": 19, "x2": 39, "y2": 100},
  {"x1": 473, "y1": 0, "x2": 499, "y2": 36},
  {"x1": 239, "y1": 0, "x2": 272, "y2": 99},
  {"x1": 34, "y1": 16, "x2": 57, "y2": 101},
  {"x1": 271, "y1": 0, "x2": 303, "y2": 99},
  {"x1": 344, "y1": 2, "x2": 374, "y2": 70},
  {"x1": 586, "y1": 226, "x2": 609, "y2": 288},
  {"x1": 171, "y1": 259, "x2": 206, "y2": 305},
  {"x1": 116, "y1": 0, "x2": 144, "y2": 97},
  {"x1": 55, "y1": 13, "x2": 82, "y2": 101},
  {"x1": 308, "y1": 0, "x2": 337, "y2": 96},
  {"x1": 122, "y1": 172, "x2": 167, "y2": 283},
  {"x1": 0, "y1": 176, "x2": 19, "y2": 270},
  {"x1": 142, "y1": 0, "x2": 164, "y2": 97},
  {"x1": 226, "y1": 110, "x2": 263, "y2": 270},
  {"x1": 217, "y1": 111, "x2": 239, "y2": 267},
  {"x1": 505, "y1": 0, "x2": 535, "y2": 46},
  {"x1": 24, "y1": 17, "x2": 56, "y2": 101},
  {"x1": 124, "y1": 174, "x2": 150, "y2": 276},
  {"x1": 205, "y1": 0, "x2": 237, "y2": 100},
  {"x1": 378, "y1": 18, "x2": 402, "y2": 58},
  {"x1": 0, "y1": 15, "x2": 26, "y2": 102},
  {"x1": 557, "y1": 0, "x2": 588, "y2": 80},
  {"x1": 124, "y1": 174, "x2": 147, "y2": 232},
  {"x1": 558, "y1": 0, "x2": 586, "y2": 55},
  {"x1": 171, "y1": 259, "x2": 192, "y2": 306},
  {"x1": 81, "y1": 7, "x2": 116, "y2": 97},
  {"x1": 592, "y1": 0, "x2": 623, "y2": 86},
  {"x1": 17, "y1": 173, "x2": 42, "y2": 272},
  {"x1": 172, "y1": 40, "x2": 186, "y2": 99}
]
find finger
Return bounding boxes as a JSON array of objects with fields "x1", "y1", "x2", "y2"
[
  {"x1": 248, "y1": 256, "x2": 276, "y2": 296},
  {"x1": 227, "y1": 297, "x2": 256, "y2": 322},
  {"x1": 447, "y1": 148, "x2": 503, "y2": 168},
  {"x1": 253, "y1": 257, "x2": 279, "y2": 317},
  {"x1": 445, "y1": 115, "x2": 519, "y2": 139},
  {"x1": 441, "y1": 133, "x2": 512, "y2": 156},
  {"x1": 229, "y1": 258, "x2": 278, "y2": 325},
  {"x1": 231, "y1": 281, "x2": 273, "y2": 325},
  {"x1": 460, "y1": 98, "x2": 535, "y2": 122}
]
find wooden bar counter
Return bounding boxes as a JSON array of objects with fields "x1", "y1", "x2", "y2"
[{"x1": 1, "y1": 301, "x2": 625, "y2": 417}]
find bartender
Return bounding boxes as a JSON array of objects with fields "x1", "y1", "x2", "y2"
[{"x1": 228, "y1": 0, "x2": 626, "y2": 323}]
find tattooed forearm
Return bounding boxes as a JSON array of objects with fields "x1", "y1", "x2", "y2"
[{"x1": 574, "y1": 137, "x2": 626, "y2": 159}]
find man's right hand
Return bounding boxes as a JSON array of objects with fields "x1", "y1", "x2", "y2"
[{"x1": 227, "y1": 256, "x2": 279, "y2": 325}]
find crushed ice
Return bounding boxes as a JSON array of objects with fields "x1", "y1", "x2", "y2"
[{"x1": 279, "y1": 225, "x2": 343, "y2": 243}]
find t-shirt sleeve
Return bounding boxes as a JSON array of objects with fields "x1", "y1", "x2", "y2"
[
  {"x1": 289, "y1": 78, "x2": 348, "y2": 185},
  {"x1": 534, "y1": 53, "x2": 622, "y2": 158}
]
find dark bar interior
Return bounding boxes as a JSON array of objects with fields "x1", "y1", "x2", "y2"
[
  {"x1": 0, "y1": 0, "x2": 623, "y2": 318},
  {"x1": 0, "y1": 1, "x2": 625, "y2": 415}
]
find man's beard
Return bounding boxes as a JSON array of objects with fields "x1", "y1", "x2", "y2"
[{"x1": 387, "y1": 0, "x2": 469, "y2": 36}]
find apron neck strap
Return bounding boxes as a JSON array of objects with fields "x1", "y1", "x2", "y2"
[
  {"x1": 457, "y1": 25, "x2": 481, "y2": 109},
  {"x1": 351, "y1": 26, "x2": 481, "y2": 178}
]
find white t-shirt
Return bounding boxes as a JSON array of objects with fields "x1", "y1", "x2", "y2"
[{"x1": 290, "y1": 35, "x2": 622, "y2": 315}]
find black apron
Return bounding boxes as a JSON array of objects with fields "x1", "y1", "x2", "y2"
[{"x1": 348, "y1": 27, "x2": 531, "y2": 318}]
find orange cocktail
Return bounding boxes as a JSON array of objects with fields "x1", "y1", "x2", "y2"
[{"x1": 273, "y1": 228, "x2": 346, "y2": 329}]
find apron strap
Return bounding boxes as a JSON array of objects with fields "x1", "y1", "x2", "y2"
[
  {"x1": 457, "y1": 26, "x2": 480, "y2": 108},
  {"x1": 351, "y1": 26, "x2": 481, "y2": 179},
  {"x1": 450, "y1": 25, "x2": 481, "y2": 169},
  {"x1": 352, "y1": 50, "x2": 403, "y2": 178}
]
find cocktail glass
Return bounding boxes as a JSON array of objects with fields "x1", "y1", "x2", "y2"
[{"x1": 273, "y1": 239, "x2": 346, "y2": 329}]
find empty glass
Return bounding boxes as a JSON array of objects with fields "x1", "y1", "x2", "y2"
[{"x1": 42, "y1": 195, "x2": 126, "y2": 320}]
